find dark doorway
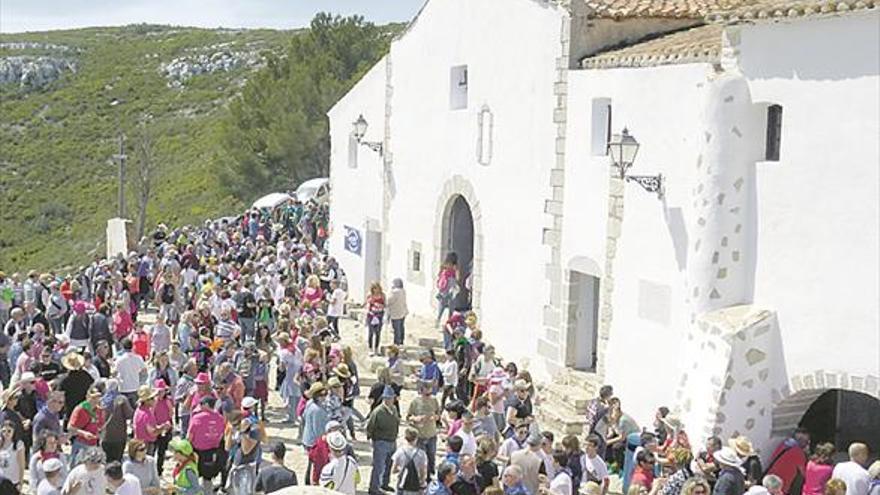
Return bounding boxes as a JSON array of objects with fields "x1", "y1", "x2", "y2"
[
  {"x1": 442, "y1": 195, "x2": 474, "y2": 311},
  {"x1": 799, "y1": 389, "x2": 880, "y2": 456}
]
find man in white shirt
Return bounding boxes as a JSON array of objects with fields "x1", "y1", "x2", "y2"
[
  {"x1": 327, "y1": 280, "x2": 346, "y2": 338},
  {"x1": 320, "y1": 432, "x2": 359, "y2": 495},
  {"x1": 455, "y1": 411, "x2": 478, "y2": 456},
  {"x1": 584, "y1": 434, "x2": 610, "y2": 495},
  {"x1": 104, "y1": 461, "x2": 142, "y2": 495},
  {"x1": 113, "y1": 338, "x2": 146, "y2": 408},
  {"x1": 832, "y1": 443, "x2": 871, "y2": 495}
]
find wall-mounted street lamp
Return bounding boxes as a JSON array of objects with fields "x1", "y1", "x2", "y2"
[
  {"x1": 608, "y1": 128, "x2": 664, "y2": 199},
  {"x1": 352, "y1": 114, "x2": 383, "y2": 156}
]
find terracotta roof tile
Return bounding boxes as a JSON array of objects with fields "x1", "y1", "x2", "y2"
[
  {"x1": 583, "y1": 0, "x2": 760, "y2": 18},
  {"x1": 580, "y1": 24, "x2": 723, "y2": 68},
  {"x1": 708, "y1": 0, "x2": 877, "y2": 21}
]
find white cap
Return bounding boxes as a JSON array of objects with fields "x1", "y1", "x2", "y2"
[
  {"x1": 42, "y1": 458, "x2": 64, "y2": 473},
  {"x1": 242, "y1": 397, "x2": 259, "y2": 409},
  {"x1": 327, "y1": 431, "x2": 348, "y2": 451}
]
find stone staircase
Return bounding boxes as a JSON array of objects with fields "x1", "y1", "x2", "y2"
[
  {"x1": 536, "y1": 368, "x2": 599, "y2": 436},
  {"x1": 340, "y1": 309, "x2": 600, "y2": 440}
]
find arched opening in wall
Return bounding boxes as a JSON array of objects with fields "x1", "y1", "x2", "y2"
[
  {"x1": 774, "y1": 388, "x2": 880, "y2": 456},
  {"x1": 798, "y1": 389, "x2": 880, "y2": 455},
  {"x1": 441, "y1": 194, "x2": 474, "y2": 311}
]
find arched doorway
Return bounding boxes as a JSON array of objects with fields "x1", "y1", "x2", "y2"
[
  {"x1": 442, "y1": 194, "x2": 474, "y2": 311},
  {"x1": 798, "y1": 389, "x2": 880, "y2": 455}
]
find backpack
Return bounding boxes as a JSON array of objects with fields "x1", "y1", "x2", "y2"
[{"x1": 398, "y1": 449, "x2": 423, "y2": 491}]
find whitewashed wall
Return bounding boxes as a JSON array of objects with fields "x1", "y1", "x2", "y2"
[
  {"x1": 735, "y1": 12, "x2": 880, "y2": 391},
  {"x1": 329, "y1": 0, "x2": 566, "y2": 374},
  {"x1": 564, "y1": 63, "x2": 715, "y2": 425},
  {"x1": 328, "y1": 58, "x2": 387, "y2": 302}
]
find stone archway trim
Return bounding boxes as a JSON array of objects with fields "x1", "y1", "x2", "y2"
[
  {"x1": 771, "y1": 370, "x2": 880, "y2": 436},
  {"x1": 432, "y1": 175, "x2": 484, "y2": 314}
]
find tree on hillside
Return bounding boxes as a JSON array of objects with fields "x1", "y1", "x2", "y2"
[
  {"x1": 130, "y1": 121, "x2": 158, "y2": 240},
  {"x1": 219, "y1": 13, "x2": 393, "y2": 199}
]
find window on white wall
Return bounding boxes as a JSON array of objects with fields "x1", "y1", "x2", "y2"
[
  {"x1": 477, "y1": 105, "x2": 493, "y2": 165},
  {"x1": 591, "y1": 98, "x2": 612, "y2": 156},
  {"x1": 348, "y1": 132, "x2": 358, "y2": 168},
  {"x1": 765, "y1": 104, "x2": 783, "y2": 161},
  {"x1": 450, "y1": 65, "x2": 468, "y2": 110}
]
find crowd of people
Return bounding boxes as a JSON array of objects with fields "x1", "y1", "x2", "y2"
[{"x1": 0, "y1": 193, "x2": 877, "y2": 495}]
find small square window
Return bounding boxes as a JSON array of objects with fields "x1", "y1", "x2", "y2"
[
  {"x1": 765, "y1": 104, "x2": 783, "y2": 161},
  {"x1": 450, "y1": 65, "x2": 468, "y2": 110}
]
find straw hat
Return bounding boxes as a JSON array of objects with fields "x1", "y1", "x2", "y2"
[
  {"x1": 334, "y1": 363, "x2": 352, "y2": 379},
  {"x1": 714, "y1": 447, "x2": 744, "y2": 467},
  {"x1": 729, "y1": 436, "x2": 756, "y2": 457},
  {"x1": 137, "y1": 385, "x2": 158, "y2": 402},
  {"x1": 327, "y1": 377, "x2": 342, "y2": 389},
  {"x1": 307, "y1": 382, "x2": 326, "y2": 398},
  {"x1": 61, "y1": 352, "x2": 85, "y2": 371}
]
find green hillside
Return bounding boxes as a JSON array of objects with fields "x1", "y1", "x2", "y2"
[{"x1": 0, "y1": 24, "x2": 296, "y2": 271}]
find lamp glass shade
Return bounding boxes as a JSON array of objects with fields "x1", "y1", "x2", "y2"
[
  {"x1": 608, "y1": 128, "x2": 639, "y2": 166},
  {"x1": 352, "y1": 114, "x2": 368, "y2": 141}
]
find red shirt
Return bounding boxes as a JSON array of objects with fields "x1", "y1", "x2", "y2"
[
  {"x1": 69, "y1": 405, "x2": 104, "y2": 446},
  {"x1": 632, "y1": 466, "x2": 655, "y2": 490}
]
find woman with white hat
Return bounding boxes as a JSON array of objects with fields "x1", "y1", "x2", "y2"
[
  {"x1": 713, "y1": 447, "x2": 746, "y2": 495},
  {"x1": 35, "y1": 457, "x2": 66, "y2": 495}
]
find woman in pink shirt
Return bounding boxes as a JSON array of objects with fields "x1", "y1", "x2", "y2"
[
  {"x1": 133, "y1": 386, "x2": 170, "y2": 454},
  {"x1": 112, "y1": 301, "x2": 134, "y2": 343},
  {"x1": 152, "y1": 380, "x2": 175, "y2": 477},
  {"x1": 804, "y1": 443, "x2": 836, "y2": 495}
]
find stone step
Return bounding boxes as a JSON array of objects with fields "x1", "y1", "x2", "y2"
[
  {"x1": 418, "y1": 336, "x2": 443, "y2": 349},
  {"x1": 537, "y1": 404, "x2": 588, "y2": 436},
  {"x1": 366, "y1": 356, "x2": 423, "y2": 376},
  {"x1": 556, "y1": 369, "x2": 599, "y2": 392},
  {"x1": 540, "y1": 382, "x2": 591, "y2": 415}
]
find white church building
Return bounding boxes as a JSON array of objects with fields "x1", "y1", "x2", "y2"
[{"x1": 327, "y1": 0, "x2": 880, "y2": 456}]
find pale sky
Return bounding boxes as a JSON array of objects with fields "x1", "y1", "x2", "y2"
[{"x1": 0, "y1": 0, "x2": 426, "y2": 33}]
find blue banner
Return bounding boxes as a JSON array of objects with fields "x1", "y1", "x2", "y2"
[{"x1": 344, "y1": 226, "x2": 362, "y2": 256}]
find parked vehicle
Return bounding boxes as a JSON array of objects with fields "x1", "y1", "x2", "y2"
[{"x1": 294, "y1": 177, "x2": 330, "y2": 205}]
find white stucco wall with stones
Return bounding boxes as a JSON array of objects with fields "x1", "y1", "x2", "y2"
[
  {"x1": 733, "y1": 12, "x2": 880, "y2": 395},
  {"x1": 564, "y1": 63, "x2": 715, "y2": 425}
]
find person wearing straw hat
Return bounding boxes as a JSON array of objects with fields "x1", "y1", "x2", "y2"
[
  {"x1": 730, "y1": 436, "x2": 763, "y2": 488},
  {"x1": 302, "y1": 382, "x2": 330, "y2": 484},
  {"x1": 319, "y1": 431, "x2": 359, "y2": 495},
  {"x1": 660, "y1": 415, "x2": 691, "y2": 459},
  {"x1": 59, "y1": 351, "x2": 94, "y2": 420},
  {"x1": 133, "y1": 386, "x2": 168, "y2": 456},
  {"x1": 68, "y1": 385, "x2": 104, "y2": 469},
  {"x1": 713, "y1": 447, "x2": 746, "y2": 495}
]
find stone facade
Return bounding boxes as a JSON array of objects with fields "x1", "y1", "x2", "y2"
[{"x1": 538, "y1": 8, "x2": 573, "y2": 376}]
